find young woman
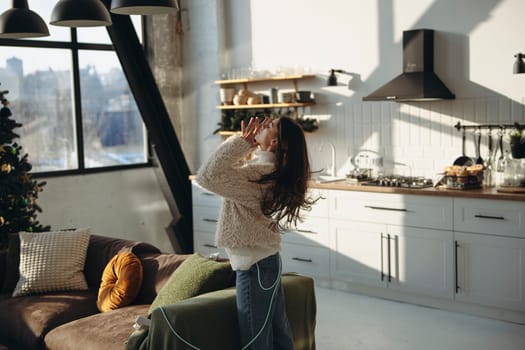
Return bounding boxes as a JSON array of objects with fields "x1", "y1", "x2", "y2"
[{"x1": 196, "y1": 115, "x2": 314, "y2": 350}]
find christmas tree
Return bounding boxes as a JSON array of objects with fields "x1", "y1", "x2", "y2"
[{"x1": 0, "y1": 88, "x2": 50, "y2": 249}]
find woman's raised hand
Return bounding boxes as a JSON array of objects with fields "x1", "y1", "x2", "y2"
[
  {"x1": 241, "y1": 117, "x2": 258, "y2": 146},
  {"x1": 241, "y1": 117, "x2": 270, "y2": 146}
]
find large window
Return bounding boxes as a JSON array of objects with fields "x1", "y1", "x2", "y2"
[{"x1": 0, "y1": 2, "x2": 147, "y2": 175}]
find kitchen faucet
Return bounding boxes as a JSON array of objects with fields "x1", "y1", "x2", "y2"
[{"x1": 320, "y1": 142, "x2": 336, "y2": 177}]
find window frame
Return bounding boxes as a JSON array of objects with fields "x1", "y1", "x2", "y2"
[{"x1": 0, "y1": 27, "x2": 152, "y2": 179}]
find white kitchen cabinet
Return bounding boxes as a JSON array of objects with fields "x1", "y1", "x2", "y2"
[
  {"x1": 330, "y1": 190, "x2": 453, "y2": 230},
  {"x1": 454, "y1": 198, "x2": 525, "y2": 312},
  {"x1": 455, "y1": 232, "x2": 525, "y2": 311},
  {"x1": 280, "y1": 242, "x2": 330, "y2": 278},
  {"x1": 454, "y1": 198, "x2": 525, "y2": 239},
  {"x1": 280, "y1": 189, "x2": 330, "y2": 278},
  {"x1": 330, "y1": 220, "x2": 386, "y2": 288},
  {"x1": 388, "y1": 225, "x2": 454, "y2": 299},
  {"x1": 191, "y1": 180, "x2": 525, "y2": 322},
  {"x1": 330, "y1": 219, "x2": 454, "y2": 299},
  {"x1": 191, "y1": 181, "x2": 226, "y2": 258},
  {"x1": 329, "y1": 190, "x2": 454, "y2": 299}
]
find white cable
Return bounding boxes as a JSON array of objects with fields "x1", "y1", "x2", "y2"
[
  {"x1": 160, "y1": 306, "x2": 201, "y2": 350},
  {"x1": 241, "y1": 255, "x2": 282, "y2": 350}
]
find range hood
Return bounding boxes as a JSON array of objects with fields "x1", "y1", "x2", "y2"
[{"x1": 363, "y1": 29, "x2": 455, "y2": 102}]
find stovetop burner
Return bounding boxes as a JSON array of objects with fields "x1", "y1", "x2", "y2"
[{"x1": 361, "y1": 175, "x2": 434, "y2": 189}]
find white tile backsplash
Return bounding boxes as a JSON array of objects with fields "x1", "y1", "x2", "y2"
[{"x1": 306, "y1": 97, "x2": 525, "y2": 179}]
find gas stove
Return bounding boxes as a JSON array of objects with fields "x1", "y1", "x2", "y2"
[{"x1": 361, "y1": 175, "x2": 434, "y2": 189}]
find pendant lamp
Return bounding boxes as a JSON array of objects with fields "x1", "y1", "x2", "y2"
[
  {"x1": 514, "y1": 53, "x2": 525, "y2": 74},
  {"x1": 110, "y1": 0, "x2": 178, "y2": 15},
  {"x1": 0, "y1": 0, "x2": 49, "y2": 38},
  {"x1": 50, "y1": 0, "x2": 111, "y2": 27}
]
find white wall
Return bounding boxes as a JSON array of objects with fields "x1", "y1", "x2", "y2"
[
  {"x1": 186, "y1": 0, "x2": 525, "y2": 178},
  {"x1": 37, "y1": 168, "x2": 175, "y2": 252}
]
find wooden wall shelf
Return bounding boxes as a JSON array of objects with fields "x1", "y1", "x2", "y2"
[
  {"x1": 214, "y1": 74, "x2": 316, "y2": 86},
  {"x1": 217, "y1": 101, "x2": 315, "y2": 110}
]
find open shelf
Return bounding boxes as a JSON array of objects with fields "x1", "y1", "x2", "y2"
[
  {"x1": 214, "y1": 74, "x2": 316, "y2": 86},
  {"x1": 217, "y1": 101, "x2": 315, "y2": 110}
]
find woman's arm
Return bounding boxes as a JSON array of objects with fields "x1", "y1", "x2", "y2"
[
  {"x1": 196, "y1": 118, "x2": 273, "y2": 205},
  {"x1": 196, "y1": 134, "x2": 253, "y2": 193}
]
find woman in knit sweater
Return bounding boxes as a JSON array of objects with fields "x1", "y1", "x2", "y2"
[{"x1": 196, "y1": 115, "x2": 314, "y2": 350}]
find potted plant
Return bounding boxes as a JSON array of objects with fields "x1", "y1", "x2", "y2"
[{"x1": 510, "y1": 122, "x2": 525, "y2": 159}]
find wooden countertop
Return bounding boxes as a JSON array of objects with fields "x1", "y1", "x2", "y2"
[
  {"x1": 190, "y1": 175, "x2": 525, "y2": 201},
  {"x1": 309, "y1": 181, "x2": 525, "y2": 202}
]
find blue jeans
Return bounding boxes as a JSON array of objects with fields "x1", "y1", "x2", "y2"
[{"x1": 235, "y1": 253, "x2": 294, "y2": 350}]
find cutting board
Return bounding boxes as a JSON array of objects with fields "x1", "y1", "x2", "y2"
[{"x1": 497, "y1": 186, "x2": 525, "y2": 193}]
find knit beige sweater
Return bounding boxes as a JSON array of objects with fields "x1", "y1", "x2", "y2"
[{"x1": 196, "y1": 135, "x2": 281, "y2": 267}]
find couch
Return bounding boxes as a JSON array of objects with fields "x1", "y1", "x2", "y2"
[{"x1": 0, "y1": 234, "x2": 317, "y2": 350}]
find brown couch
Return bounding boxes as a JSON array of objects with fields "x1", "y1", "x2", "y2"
[
  {"x1": 0, "y1": 234, "x2": 317, "y2": 350},
  {"x1": 0, "y1": 234, "x2": 188, "y2": 350}
]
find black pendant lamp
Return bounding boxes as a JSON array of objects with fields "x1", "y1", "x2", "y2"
[
  {"x1": 110, "y1": 0, "x2": 178, "y2": 15},
  {"x1": 0, "y1": 0, "x2": 49, "y2": 38},
  {"x1": 50, "y1": 0, "x2": 112, "y2": 27},
  {"x1": 514, "y1": 53, "x2": 525, "y2": 74}
]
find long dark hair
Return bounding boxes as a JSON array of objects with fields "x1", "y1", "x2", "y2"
[{"x1": 257, "y1": 116, "x2": 315, "y2": 228}]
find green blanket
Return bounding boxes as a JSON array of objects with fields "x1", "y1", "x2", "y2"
[{"x1": 126, "y1": 273, "x2": 316, "y2": 350}]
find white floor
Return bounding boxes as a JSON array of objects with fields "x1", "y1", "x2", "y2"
[{"x1": 315, "y1": 287, "x2": 525, "y2": 350}]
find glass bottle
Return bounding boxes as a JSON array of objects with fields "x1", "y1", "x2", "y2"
[{"x1": 502, "y1": 151, "x2": 516, "y2": 186}]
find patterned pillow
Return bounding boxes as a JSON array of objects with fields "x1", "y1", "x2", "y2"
[{"x1": 12, "y1": 229, "x2": 91, "y2": 297}]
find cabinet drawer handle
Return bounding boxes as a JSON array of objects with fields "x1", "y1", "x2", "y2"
[
  {"x1": 202, "y1": 218, "x2": 218, "y2": 223},
  {"x1": 296, "y1": 229, "x2": 317, "y2": 234},
  {"x1": 203, "y1": 244, "x2": 218, "y2": 248},
  {"x1": 365, "y1": 205, "x2": 407, "y2": 212},
  {"x1": 292, "y1": 257, "x2": 313, "y2": 263},
  {"x1": 454, "y1": 241, "x2": 460, "y2": 293},
  {"x1": 474, "y1": 214, "x2": 505, "y2": 220},
  {"x1": 380, "y1": 233, "x2": 385, "y2": 281},
  {"x1": 202, "y1": 192, "x2": 215, "y2": 196},
  {"x1": 387, "y1": 234, "x2": 392, "y2": 282}
]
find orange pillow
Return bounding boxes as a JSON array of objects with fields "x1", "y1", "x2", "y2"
[{"x1": 97, "y1": 251, "x2": 143, "y2": 312}]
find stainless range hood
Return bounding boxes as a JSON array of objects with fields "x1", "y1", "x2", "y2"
[{"x1": 363, "y1": 29, "x2": 455, "y2": 102}]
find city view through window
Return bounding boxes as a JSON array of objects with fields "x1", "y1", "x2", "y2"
[
  {"x1": 0, "y1": 50, "x2": 146, "y2": 172},
  {"x1": 0, "y1": 5, "x2": 147, "y2": 174}
]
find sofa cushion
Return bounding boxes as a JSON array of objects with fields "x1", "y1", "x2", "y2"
[
  {"x1": 134, "y1": 252, "x2": 189, "y2": 305},
  {"x1": 97, "y1": 252, "x2": 143, "y2": 312},
  {"x1": 0, "y1": 290, "x2": 99, "y2": 350},
  {"x1": 148, "y1": 253, "x2": 234, "y2": 314},
  {"x1": 45, "y1": 304, "x2": 149, "y2": 350},
  {"x1": 84, "y1": 235, "x2": 161, "y2": 289},
  {"x1": 13, "y1": 229, "x2": 91, "y2": 297}
]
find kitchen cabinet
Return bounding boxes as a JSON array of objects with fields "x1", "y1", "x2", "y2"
[
  {"x1": 329, "y1": 190, "x2": 454, "y2": 299},
  {"x1": 214, "y1": 75, "x2": 316, "y2": 135},
  {"x1": 191, "y1": 181, "x2": 226, "y2": 258},
  {"x1": 454, "y1": 232, "x2": 525, "y2": 311},
  {"x1": 281, "y1": 189, "x2": 331, "y2": 279},
  {"x1": 453, "y1": 198, "x2": 525, "y2": 311},
  {"x1": 190, "y1": 180, "x2": 525, "y2": 322}
]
